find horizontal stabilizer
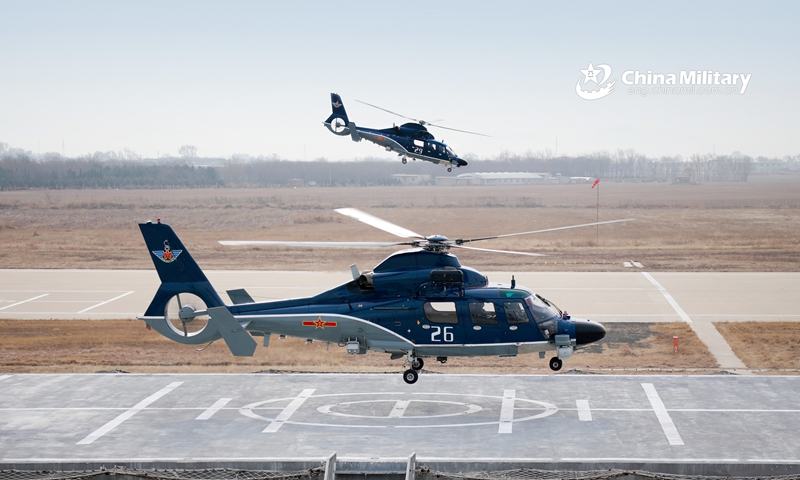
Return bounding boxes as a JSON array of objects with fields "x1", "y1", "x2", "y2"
[
  {"x1": 208, "y1": 306, "x2": 257, "y2": 356},
  {"x1": 227, "y1": 288, "x2": 255, "y2": 305}
]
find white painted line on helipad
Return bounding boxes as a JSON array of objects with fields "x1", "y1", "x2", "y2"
[
  {"x1": 263, "y1": 388, "x2": 315, "y2": 433},
  {"x1": 78, "y1": 291, "x2": 135, "y2": 313},
  {"x1": 389, "y1": 400, "x2": 411, "y2": 419},
  {"x1": 642, "y1": 383, "x2": 684, "y2": 446},
  {"x1": 0, "y1": 294, "x2": 49, "y2": 311},
  {"x1": 76, "y1": 382, "x2": 183, "y2": 445},
  {"x1": 0, "y1": 375, "x2": 11, "y2": 383},
  {"x1": 196, "y1": 398, "x2": 233, "y2": 420},
  {"x1": 498, "y1": 389, "x2": 515, "y2": 434},
  {"x1": 642, "y1": 272, "x2": 692, "y2": 323},
  {"x1": 576, "y1": 399, "x2": 592, "y2": 421}
]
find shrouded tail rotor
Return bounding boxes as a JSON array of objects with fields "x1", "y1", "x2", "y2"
[{"x1": 165, "y1": 293, "x2": 209, "y2": 337}]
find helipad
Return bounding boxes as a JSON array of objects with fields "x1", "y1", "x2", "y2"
[{"x1": 1, "y1": 372, "x2": 800, "y2": 472}]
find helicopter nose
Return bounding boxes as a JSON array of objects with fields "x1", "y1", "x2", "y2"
[
  {"x1": 457, "y1": 158, "x2": 468, "y2": 167},
  {"x1": 574, "y1": 319, "x2": 606, "y2": 345}
]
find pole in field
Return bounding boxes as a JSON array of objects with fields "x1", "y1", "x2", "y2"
[{"x1": 591, "y1": 178, "x2": 600, "y2": 244}]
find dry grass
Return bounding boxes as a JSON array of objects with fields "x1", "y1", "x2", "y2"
[
  {"x1": 0, "y1": 320, "x2": 721, "y2": 374},
  {"x1": 1, "y1": 178, "x2": 799, "y2": 272},
  {"x1": 715, "y1": 322, "x2": 800, "y2": 370}
]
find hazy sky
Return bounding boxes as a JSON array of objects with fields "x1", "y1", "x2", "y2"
[{"x1": 1, "y1": 1, "x2": 798, "y2": 161}]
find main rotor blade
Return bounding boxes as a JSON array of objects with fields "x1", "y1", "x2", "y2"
[
  {"x1": 452, "y1": 245, "x2": 547, "y2": 257},
  {"x1": 425, "y1": 123, "x2": 492, "y2": 138},
  {"x1": 355, "y1": 100, "x2": 418, "y2": 123},
  {"x1": 458, "y1": 218, "x2": 636, "y2": 244},
  {"x1": 219, "y1": 240, "x2": 412, "y2": 248},
  {"x1": 335, "y1": 208, "x2": 425, "y2": 239}
]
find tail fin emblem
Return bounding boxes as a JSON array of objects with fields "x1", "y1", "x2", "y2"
[
  {"x1": 332, "y1": 101, "x2": 342, "y2": 108},
  {"x1": 153, "y1": 240, "x2": 183, "y2": 263}
]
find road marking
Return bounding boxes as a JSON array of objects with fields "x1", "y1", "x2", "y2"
[
  {"x1": 0, "y1": 294, "x2": 49, "y2": 311},
  {"x1": 78, "y1": 291, "x2": 135, "y2": 313},
  {"x1": 196, "y1": 398, "x2": 233, "y2": 420},
  {"x1": 641, "y1": 383, "x2": 684, "y2": 446},
  {"x1": 576, "y1": 400, "x2": 592, "y2": 421},
  {"x1": 76, "y1": 382, "x2": 182, "y2": 445},
  {"x1": 641, "y1": 272, "x2": 692, "y2": 323},
  {"x1": 498, "y1": 389, "x2": 515, "y2": 434},
  {"x1": 388, "y1": 400, "x2": 411, "y2": 418},
  {"x1": 264, "y1": 389, "x2": 315, "y2": 433}
]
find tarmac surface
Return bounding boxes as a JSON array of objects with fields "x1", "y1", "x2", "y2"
[{"x1": 1, "y1": 373, "x2": 800, "y2": 467}]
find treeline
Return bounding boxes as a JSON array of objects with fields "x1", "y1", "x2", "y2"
[
  {"x1": 0, "y1": 157, "x2": 222, "y2": 189},
  {"x1": 0, "y1": 149, "x2": 758, "y2": 190}
]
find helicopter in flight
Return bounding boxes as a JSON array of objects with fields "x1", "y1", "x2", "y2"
[
  {"x1": 323, "y1": 93, "x2": 488, "y2": 172},
  {"x1": 138, "y1": 210, "x2": 632, "y2": 384}
]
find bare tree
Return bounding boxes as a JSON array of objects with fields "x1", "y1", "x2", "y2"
[{"x1": 179, "y1": 145, "x2": 198, "y2": 158}]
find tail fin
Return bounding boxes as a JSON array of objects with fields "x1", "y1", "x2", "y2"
[
  {"x1": 324, "y1": 93, "x2": 351, "y2": 135},
  {"x1": 139, "y1": 221, "x2": 256, "y2": 356},
  {"x1": 138, "y1": 220, "x2": 224, "y2": 322}
]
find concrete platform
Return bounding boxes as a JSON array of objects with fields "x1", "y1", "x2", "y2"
[{"x1": 1, "y1": 373, "x2": 800, "y2": 475}]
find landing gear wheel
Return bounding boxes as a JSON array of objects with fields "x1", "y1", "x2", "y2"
[
  {"x1": 402, "y1": 158, "x2": 407, "y2": 164},
  {"x1": 411, "y1": 358, "x2": 424, "y2": 371},
  {"x1": 447, "y1": 167, "x2": 452, "y2": 172},
  {"x1": 549, "y1": 357, "x2": 563, "y2": 371},
  {"x1": 403, "y1": 369, "x2": 419, "y2": 384}
]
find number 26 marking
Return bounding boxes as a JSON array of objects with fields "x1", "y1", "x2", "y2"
[{"x1": 431, "y1": 326, "x2": 454, "y2": 342}]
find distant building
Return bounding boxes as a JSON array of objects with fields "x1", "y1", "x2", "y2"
[
  {"x1": 392, "y1": 174, "x2": 432, "y2": 185},
  {"x1": 751, "y1": 159, "x2": 787, "y2": 174},
  {"x1": 288, "y1": 178, "x2": 304, "y2": 187},
  {"x1": 451, "y1": 172, "x2": 547, "y2": 186}
]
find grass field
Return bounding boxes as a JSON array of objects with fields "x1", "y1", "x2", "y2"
[
  {"x1": 1, "y1": 176, "x2": 799, "y2": 272},
  {"x1": 0, "y1": 320, "x2": 718, "y2": 374}
]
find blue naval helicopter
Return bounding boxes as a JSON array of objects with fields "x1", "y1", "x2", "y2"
[
  {"x1": 138, "y1": 209, "x2": 630, "y2": 384},
  {"x1": 323, "y1": 93, "x2": 488, "y2": 172}
]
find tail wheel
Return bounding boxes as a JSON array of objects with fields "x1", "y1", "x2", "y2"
[
  {"x1": 549, "y1": 357, "x2": 563, "y2": 371},
  {"x1": 403, "y1": 369, "x2": 419, "y2": 384},
  {"x1": 165, "y1": 293, "x2": 210, "y2": 337}
]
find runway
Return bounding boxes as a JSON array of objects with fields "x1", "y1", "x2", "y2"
[
  {"x1": 1, "y1": 373, "x2": 800, "y2": 474},
  {"x1": 2, "y1": 269, "x2": 799, "y2": 323}
]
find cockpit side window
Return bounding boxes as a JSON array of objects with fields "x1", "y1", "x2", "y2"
[
  {"x1": 468, "y1": 301, "x2": 498, "y2": 325},
  {"x1": 503, "y1": 301, "x2": 530, "y2": 324},
  {"x1": 424, "y1": 302, "x2": 458, "y2": 324}
]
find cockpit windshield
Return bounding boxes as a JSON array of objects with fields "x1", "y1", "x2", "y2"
[
  {"x1": 446, "y1": 146, "x2": 456, "y2": 158},
  {"x1": 524, "y1": 294, "x2": 561, "y2": 339}
]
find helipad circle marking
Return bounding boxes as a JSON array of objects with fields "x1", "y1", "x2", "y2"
[
  {"x1": 240, "y1": 392, "x2": 558, "y2": 429},
  {"x1": 317, "y1": 399, "x2": 482, "y2": 419}
]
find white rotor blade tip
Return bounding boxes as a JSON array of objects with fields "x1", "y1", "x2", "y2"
[{"x1": 334, "y1": 208, "x2": 424, "y2": 239}]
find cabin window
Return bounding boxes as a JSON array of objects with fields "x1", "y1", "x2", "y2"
[
  {"x1": 414, "y1": 139, "x2": 425, "y2": 148},
  {"x1": 428, "y1": 142, "x2": 438, "y2": 152},
  {"x1": 424, "y1": 302, "x2": 458, "y2": 324},
  {"x1": 469, "y1": 302, "x2": 498, "y2": 325},
  {"x1": 504, "y1": 301, "x2": 530, "y2": 324}
]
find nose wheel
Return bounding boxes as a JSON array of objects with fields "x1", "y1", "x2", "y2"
[
  {"x1": 549, "y1": 357, "x2": 563, "y2": 371},
  {"x1": 447, "y1": 167, "x2": 452, "y2": 172},
  {"x1": 402, "y1": 158, "x2": 407, "y2": 164},
  {"x1": 403, "y1": 369, "x2": 419, "y2": 384}
]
